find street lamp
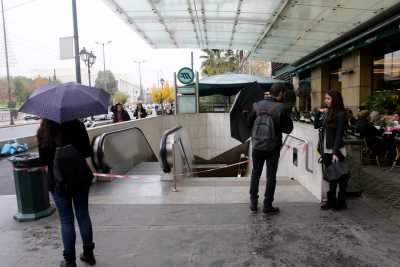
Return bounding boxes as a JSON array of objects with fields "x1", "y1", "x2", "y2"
[
  {"x1": 160, "y1": 78, "x2": 165, "y2": 115},
  {"x1": 133, "y1": 60, "x2": 146, "y2": 101},
  {"x1": 95, "y1": 41, "x2": 112, "y2": 73},
  {"x1": 79, "y1": 47, "x2": 96, "y2": 87}
]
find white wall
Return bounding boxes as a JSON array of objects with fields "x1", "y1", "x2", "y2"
[{"x1": 276, "y1": 122, "x2": 325, "y2": 201}]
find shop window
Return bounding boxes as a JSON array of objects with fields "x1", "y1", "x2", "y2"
[{"x1": 373, "y1": 49, "x2": 400, "y2": 92}]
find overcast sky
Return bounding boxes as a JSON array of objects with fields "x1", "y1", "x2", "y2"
[{"x1": 0, "y1": 0, "x2": 202, "y2": 88}]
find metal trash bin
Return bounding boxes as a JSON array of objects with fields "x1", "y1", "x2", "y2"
[
  {"x1": 8, "y1": 153, "x2": 55, "y2": 222},
  {"x1": 344, "y1": 138, "x2": 363, "y2": 197}
]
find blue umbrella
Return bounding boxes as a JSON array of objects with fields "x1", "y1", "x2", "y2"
[{"x1": 19, "y1": 82, "x2": 110, "y2": 123}]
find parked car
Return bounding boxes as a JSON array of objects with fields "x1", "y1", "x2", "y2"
[{"x1": 23, "y1": 115, "x2": 40, "y2": 121}]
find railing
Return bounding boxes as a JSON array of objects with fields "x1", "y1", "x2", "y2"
[
  {"x1": 282, "y1": 134, "x2": 314, "y2": 174},
  {"x1": 159, "y1": 126, "x2": 193, "y2": 191},
  {"x1": 92, "y1": 126, "x2": 157, "y2": 174}
]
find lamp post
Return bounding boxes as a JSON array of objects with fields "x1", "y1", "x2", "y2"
[
  {"x1": 72, "y1": 0, "x2": 81, "y2": 84},
  {"x1": 160, "y1": 78, "x2": 165, "y2": 115},
  {"x1": 95, "y1": 41, "x2": 112, "y2": 73},
  {"x1": 79, "y1": 47, "x2": 96, "y2": 87},
  {"x1": 1, "y1": 0, "x2": 14, "y2": 125},
  {"x1": 133, "y1": 60, "x2": 146, "y2": 101}
]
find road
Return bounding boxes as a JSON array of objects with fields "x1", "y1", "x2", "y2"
[{"x1": 0, "y1": 123, "x2": 40, "y2": 142}]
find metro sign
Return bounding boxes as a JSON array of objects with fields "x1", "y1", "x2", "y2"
[{"x1": 177, "y1": 67, "x2": 194, "y2": 84}]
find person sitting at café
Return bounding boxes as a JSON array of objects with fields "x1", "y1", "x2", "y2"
[
  {"x1": 355, "y1": 110, "x2": 385, "y2": 157},
  {"x1": 345, "y1": 108, "x2": 357, "y2": 135},
  {"x1": 111, "y1": 103, "x2": 131, "y2": 123},
  {"x1": 370, "y1": 110, "x2": 386, "y2": 128},
  {"x1": 390, "y1": 113, "x2": 399, "y2": 126},
  {"x1": 133, "y1": 103, "x2": 147, "y2": 119}
]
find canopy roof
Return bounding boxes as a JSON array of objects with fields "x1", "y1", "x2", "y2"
[
  {"x1": 102, "y1": 0, "x2": 399, "y2": 63},
  {"x1": 186, "y1": 74, "x2": 287, "y2": 96}
]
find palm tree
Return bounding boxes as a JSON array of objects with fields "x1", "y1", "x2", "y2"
[{"x1": 200, "y1": 49, "x2": 242, "y2": 76}]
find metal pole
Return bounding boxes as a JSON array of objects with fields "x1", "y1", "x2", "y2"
[
  {"x1": 1, "y1": 0, "x2": 14, "y2": 125},
  {"x1": 195, "y1": 71, "x2": 199, "y2": 113},
  {"x1": 88, "y1": 67, "x2": 91, "y2": 87},
  {"x1": 138, "y1": 62, "x2": 143, "y2": 100},
  {"x1": 72, "y1": 0, "x2": 81, "y2": 83},
  {"x1": 172, "y1": 144, "x2": 178, "y2": 192},
  {"x1": 102, "y1": 44, "x2": 106, "y2": 72},
  {"x1": 174, "y1": 72, "x2": 177, "y2": 115},
  {"x1": 191, "y1": 51, "x2": 194, "y2": 70}
]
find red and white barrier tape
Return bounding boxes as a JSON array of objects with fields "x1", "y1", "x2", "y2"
[{"x1": 93, "y1": 159, "x2": 252, "y2": 180}]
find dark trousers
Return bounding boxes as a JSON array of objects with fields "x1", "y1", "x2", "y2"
[
  {"x1": 250, "y1": 148, "x2": 280, "y2": 207},
  {"x1": 322, "y1": 153, "x2": 349, "y2": 196},
  {"x1": 52, "y1": 190, "x2": 95, "y2": 262}
]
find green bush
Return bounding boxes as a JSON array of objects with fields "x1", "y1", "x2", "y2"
[{"x1": 366, "y1": 91, "x2": 397, "y2": 114}]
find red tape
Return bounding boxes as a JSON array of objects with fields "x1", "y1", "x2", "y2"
[{"x1": 93, "y1": 160, "x2": 252, "y2": 180}]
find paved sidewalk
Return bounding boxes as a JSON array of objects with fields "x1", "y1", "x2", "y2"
[{"x1": 1, "y1": 175, "x2": 400, "y2": 266}]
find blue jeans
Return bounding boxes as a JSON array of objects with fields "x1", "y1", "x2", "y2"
[{"x1": 52, "y1": 190, "x2": 94, "y2": 262}]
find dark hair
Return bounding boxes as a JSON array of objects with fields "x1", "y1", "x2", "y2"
[
  {"x1": 326, "y1": 90, "x2": 345, "y2": 125},
  {"x1": 269, "y1": 83, "x2": 286, "y2": 97},
  {"x1": 37, "y1": 119, "x2": 62, "y2": 149}
]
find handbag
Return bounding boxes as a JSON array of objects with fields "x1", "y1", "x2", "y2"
[{"x1": 322, "y1": 160, "x2": 350, "y2": 182}]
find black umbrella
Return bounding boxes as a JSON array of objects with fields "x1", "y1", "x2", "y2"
[{"x1": 230, "y1": 82, "x2": 264, "y2": 143}]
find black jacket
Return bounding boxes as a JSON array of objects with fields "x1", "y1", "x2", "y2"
[
  {"x1": 314, "y1": 110, "x2": 346, "y2": 155},
  {"x1": 134, "y1": 107, "x2": 147, "y2": 119},
  {"x1": 112, "y1": 110, "x2": 131, "y2": 123},
  {"x1": 355, "y1": 118, "x2": 384, "y2": 140},
  {"x1": 246, "y1": 97, "x2": 293, "y2": 146},
  {"x1": 38, "y1": 120, "x2": 92, "y2": 192}
]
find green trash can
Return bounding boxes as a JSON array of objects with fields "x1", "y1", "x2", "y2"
[{"x1": 8, "y1": 153, "x2": 55, "y2": 222}]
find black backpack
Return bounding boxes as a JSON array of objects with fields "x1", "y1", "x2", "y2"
[
  {"x1": 53, "y1": 144, "x2": 93, "y2": 195},
  {"x1": 252, "y1": 102, "x2": 280, "y2": 151}
]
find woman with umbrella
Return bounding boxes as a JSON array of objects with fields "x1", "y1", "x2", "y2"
[{"x1": 20, "y1": 82, "x2": 110, "y2": 267}]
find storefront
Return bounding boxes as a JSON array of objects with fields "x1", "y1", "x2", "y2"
[{"x1": 290, "y1": 4, "x2": 400, "y2": 113}]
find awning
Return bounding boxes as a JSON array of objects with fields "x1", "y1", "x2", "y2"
[
  {"x1": 102, "y1": 0, "x2": 400, "y2": 63},
  {"x1": 185, "y1": 73, "x2": 287, "y2": 96}
]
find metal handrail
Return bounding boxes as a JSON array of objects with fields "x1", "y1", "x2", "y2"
[
  {"x1": 159, "y1": 126, "x2": 182, "y2": 173},
  {"x1": 281, "y1": 134, "x2": 314, "y2": 174}
]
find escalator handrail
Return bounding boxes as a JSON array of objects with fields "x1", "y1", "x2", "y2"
[
  {"x1": 159, "y1": 126, "x2": 183, "y2": 173},
  {"x1": 92, "y1": 126, "x2": 156, "y2": 172}
]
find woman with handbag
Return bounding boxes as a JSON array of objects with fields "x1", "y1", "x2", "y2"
[
  {"x1": 37, "y1": 119, "x2": 96, "y2": 267},
  {"x1": 314, "y1": 90, "x2": 349, "y2": 210}
]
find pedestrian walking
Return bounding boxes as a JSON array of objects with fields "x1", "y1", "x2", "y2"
[
  {"x1": 111, "y1": 103, "x2": 131, "y2": 123},
  {"x1": 244, "y1": 84, "x2": 293, "y2": 214},
  {"x1": 314, "y1": 90, "x2": 349, "y2": 210},
  {"x1": 133, "y1": 103, "x2": 147, "y2": 119}
]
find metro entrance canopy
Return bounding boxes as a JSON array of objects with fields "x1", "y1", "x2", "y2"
[{"x1": 102, "y1": 0, "x2": 399, "y2": 64}]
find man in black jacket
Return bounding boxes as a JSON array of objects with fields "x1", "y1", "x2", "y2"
[{"x1": 245, "y1": 84, "x2": 293, "y2": 214}]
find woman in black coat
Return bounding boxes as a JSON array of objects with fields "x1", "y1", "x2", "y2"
[
  {"x1": 37, "y1": 119, "x2": 96, "y2": 267},
  {"x1": 133, "y1": 103, "x2": 147, "y2": 119},
  {"x1": 111, "y1": 103, "x2": 131, "y2": 123},
  {"x1": 314, "y1": 90, "x2": 349, "y2": 210}
]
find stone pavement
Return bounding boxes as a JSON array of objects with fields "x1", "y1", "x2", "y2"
[{"x1": 1, "y1": 175, "x2": 400, "y2": 267}]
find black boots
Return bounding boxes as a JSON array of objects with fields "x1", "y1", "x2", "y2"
[
  {"x1": 59, "y1": 261, "x2": 77, "y2": 267},
  {"x1": 321, "y1": 191, "x2": 347, "y2": 210},
  {"x1": 321, "y1": 191, "x2": 336, "y2": 210},
  {"x1": 262, "y1": 206, "x2": 280, "y2": 214},
  {"x1": 80, "y1": 249, "x2": 96, "y2": 265},
  {"x1": 336, "y1": 192, "x2": 347, "y2": 210},
  {"x1": 249, "y1": 198, "x2": 258, "y2": 213}
]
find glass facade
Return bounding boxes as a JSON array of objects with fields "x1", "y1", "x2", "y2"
[{"x1": 373, "y1": 49, "x2": 400, "y2": 92}]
